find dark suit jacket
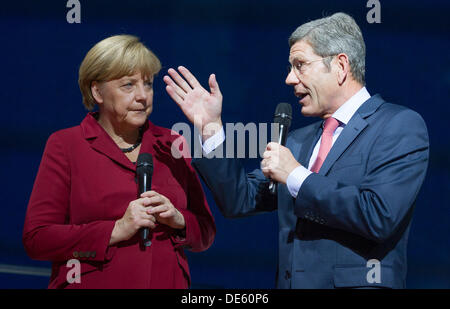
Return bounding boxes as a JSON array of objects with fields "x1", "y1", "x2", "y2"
[
  {"x1": 192, "y1": 94, "x2": 429, "y2": 288},
  {"x1": 23, "y1": 112, "x2": 215, "y2": 289}
]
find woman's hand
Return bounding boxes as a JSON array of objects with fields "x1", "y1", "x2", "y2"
[
  {"x1": 140, "y1": 191, "x2": 186, "y2": 230},
  {"x1": 109, "y1": 197, "x2": 157, "y2": 245},
  {"x1": 163, "y1": 66, "x2": 223, "y2": 141}
]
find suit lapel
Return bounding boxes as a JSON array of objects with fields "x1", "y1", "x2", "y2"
[
  {"x1": 318, "y1": 114, "x2": 367, "y2": 175},
  {"x1": 288, "y1": 121, "x2": 322, "y2": 167},
  {"x1": 318, "y1": 94, "x2": 385, "y2": 175}
]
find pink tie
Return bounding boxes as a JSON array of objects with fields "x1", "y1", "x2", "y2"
[{"x1": 310, "y1": 117, "x2": 340, "y2": 173}]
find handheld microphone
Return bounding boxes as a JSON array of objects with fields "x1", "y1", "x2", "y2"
[
  {"x1": 268, "y1": 103, "x2": 292, "y2": 195},
  {"x1": 136, "y1": 153, "x2": 153, "y2": 247}
]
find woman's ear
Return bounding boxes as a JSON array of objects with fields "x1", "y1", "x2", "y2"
[{"x1": 91, "y1": 81, "x2": 104, "y2": 104}]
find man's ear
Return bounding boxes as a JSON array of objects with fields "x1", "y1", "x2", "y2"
[
  {"x1": 91, "y1": 81, "x2": 104, "y2": 104},
  {"x1": 335, "y1": 53, "x2": 350, "y2": 85}
]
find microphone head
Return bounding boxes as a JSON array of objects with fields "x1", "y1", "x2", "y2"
[
  {"x1": 136, "y1": 153, "x2": 153, "y2": 175},
  {"x1": 273, "y1": 103, "x2": 292, "y2": 128}
]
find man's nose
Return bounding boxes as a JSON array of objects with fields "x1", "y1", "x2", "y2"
[{"x1": 285, "y1": 69, "x2": 300, "y2": 86}]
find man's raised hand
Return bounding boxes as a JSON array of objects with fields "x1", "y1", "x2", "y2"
[{"x1": 163, "y1": 66, "x2": 223, "y2": 140}]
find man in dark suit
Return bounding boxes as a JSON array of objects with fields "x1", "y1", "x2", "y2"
[{"x1": 163, "y1": 12, "x2": 429, "y2": 288}]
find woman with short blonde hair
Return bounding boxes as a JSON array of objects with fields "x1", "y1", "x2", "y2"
[
  {"x1": 23, "y1": 35, "x2": 216, "y2": 289},
  {"x1": 79, "y1": 35, "x2": 162, "y2": 110}
]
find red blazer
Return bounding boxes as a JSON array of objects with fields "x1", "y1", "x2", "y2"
[{"x1": 23, "y1": 112, "x2": 215, "y2": 289}]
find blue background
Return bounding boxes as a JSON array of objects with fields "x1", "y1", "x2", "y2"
[{"x1": 0, "y1": 0, "x2": 449, "y2": 288}]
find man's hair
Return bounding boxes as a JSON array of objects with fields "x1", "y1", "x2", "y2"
[
  {"x1": 78, "y1": 34, "x2": 161, "y2": 110},
  {"x1": 289, "y1": 12, "x2": 366, "y2": 85}
]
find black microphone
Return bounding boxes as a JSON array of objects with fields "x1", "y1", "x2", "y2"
[
  {"x1": 136, "y1": 153, "x2": 153, "y2": 247},
  {"x1": 268, "y1": 103, "x2": 292, "y2": 195}
]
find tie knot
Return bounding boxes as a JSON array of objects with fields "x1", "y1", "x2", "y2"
[{"x1": 323, "y1": 117, "x2": 339, "y2": 134}]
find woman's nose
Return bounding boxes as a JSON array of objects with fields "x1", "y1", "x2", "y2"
[{"x1": 135, "y1": 82, "x2": 148, "y2": 101}]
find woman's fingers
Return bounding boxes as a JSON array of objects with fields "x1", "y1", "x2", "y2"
[
  {"x1": 141, "y1": 217, "x2": 157, "y2": 229},
  {"x1": 139, "y1": 207, "x2": 156, "y2": 221},
  {"x1": 140, "y1": 190, "x2": 157, "y2": 198},
  {"x1": 138, "y1": 191, "x2": 184, "y2": 228},
  {"x1": 141, "y1": 195, "x2": 164, "y2": 207},
  {"x1": 147, "y1": 205, "x2": 171, "y2": 216},
  {"x1": 140, "y1": 192, "x2": 168, "y2": 207}
]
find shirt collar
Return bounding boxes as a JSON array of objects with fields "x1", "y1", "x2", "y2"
[{"x1": 332, "y1": 87, "x2": 371, "y2": 126}]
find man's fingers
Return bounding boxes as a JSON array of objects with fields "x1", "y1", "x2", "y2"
[
  {"x1": 263, "y1": 150, "x2": 273, "y2": 159},
  {"x1": 163, "y1": 75, "x2": 184, "y2": 106},
  {"x1": 261, "y1": 162, "x2": 271, "y2": 179},
  {"x1": 261, "y1": 155, "x2": 280, "y2": 170},
  {"x1": 178, "y1": 66, "x2": 202, "y2": 89},
  {"x1": 165, "y1": 85, "x2": 184, "y2": 106},
  {"x1": 163, "y1": 75, "x2": 188, "y2": 102},
  {"x1": 266, "y1": 142, "x2": 279, "y2": 151},
  {"x1": 167, "y1": 68, "x2": 192, "y2": 93},
  {"x1": 260, "y1": 159, "x2": 269, "y2": 171},
  {"x1": 209, "y1": 73, "x2": 221, "y2": 97}
]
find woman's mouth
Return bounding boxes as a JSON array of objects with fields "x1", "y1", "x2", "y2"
[{"x1": 132, "y1": 109, "x2": 147, "y2": 113}]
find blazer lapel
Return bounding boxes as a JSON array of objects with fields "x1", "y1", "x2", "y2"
[
  {"x1": 318, "y1": 114, "x2": 367, "y2": 175},
  {"x1": 90, "y1": 134, "x2": 137, "y2": 172},
  {"x1": 81, "y1": 113, "x2": 137, "y2": 172},
  {"x1": 318, "y1": 94, "x2": 385, "y2": 176},
  {"x1": 288, "y1": 121, "x2": 322, "y2": 167}
]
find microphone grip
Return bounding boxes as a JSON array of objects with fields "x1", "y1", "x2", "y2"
[
  {"x1": 138, "y1": 173, "x2": 152, "y2": 247},
  {"x1": 268, "y1": 180, "x2": 277, "y2": 194},
  {"x1": 268, "y1": 124, "x2": 287, "y2": 195},
  {"x1": 141, "y1": 228, "x2": 151, "y2": 247}
]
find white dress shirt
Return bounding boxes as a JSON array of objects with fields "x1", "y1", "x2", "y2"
[{"x1": 201, "y1": 87, "x2": 371, "y2": 198}]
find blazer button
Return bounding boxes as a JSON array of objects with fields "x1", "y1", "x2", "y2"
[
  {"x1": 79, "y1": 251, "x2": 85, "y2": 258},
  {"x1": 285, "y1": 270, "x2": 291, "y2": 280},
  {"x1": 91, "y1": 251, "x2": 96, "y2": 258},
  {"x1": 73, "y1": 251, "x2": 79, "y2": 258}
]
